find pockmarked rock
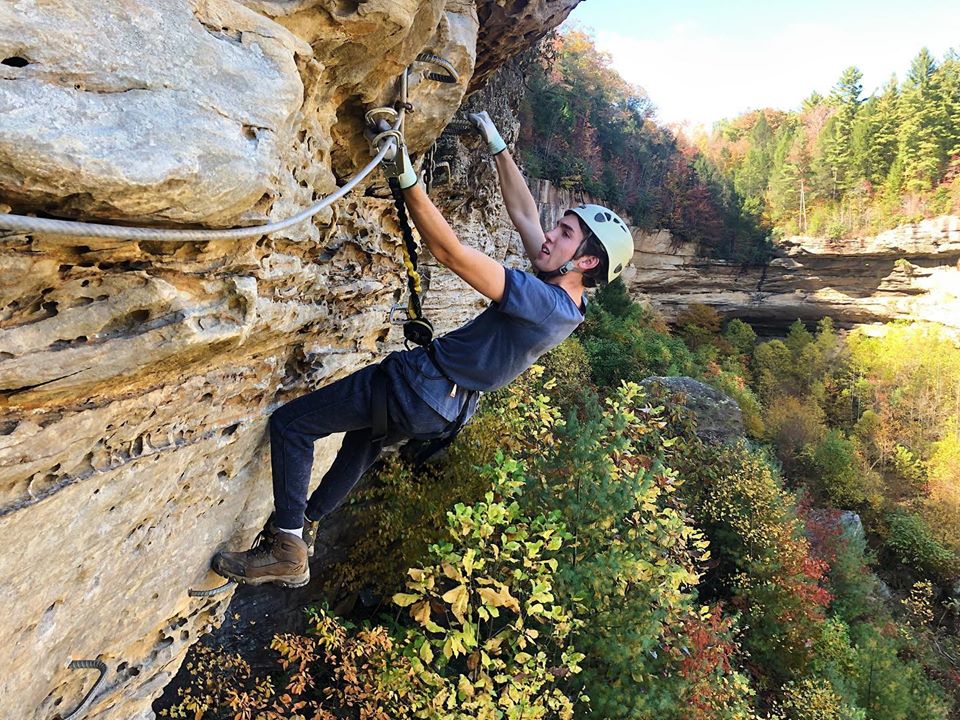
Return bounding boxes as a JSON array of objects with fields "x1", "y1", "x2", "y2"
[{"x1": 0, "y1": 0, "x2": 308, "y2": 225}]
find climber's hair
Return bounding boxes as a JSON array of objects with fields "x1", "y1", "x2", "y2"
[{"x1": 569, "y1": 214, "x2": 609, "y2": 288}]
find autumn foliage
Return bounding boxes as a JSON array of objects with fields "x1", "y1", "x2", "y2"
[{"x1": 518, "y1": 31, "x2": 771, "y2": 262}]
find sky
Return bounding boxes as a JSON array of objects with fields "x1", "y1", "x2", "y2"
[{"x1": 562, "y1": 0, "x2": 960, "y2": 131}]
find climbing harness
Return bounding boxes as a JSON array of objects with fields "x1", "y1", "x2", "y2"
[
  {"x1": 57, "y1": 659, "x2": 107, "y2": 720},
  {"x1": 0, "y1": 54, "x2": 457, "y2": 242},
  {"x1": 399, "y1": 342, "x2": 477, "y2": 467},
  {"x1": 371, "y1": 347, "x2": 476, "y2": 461}
]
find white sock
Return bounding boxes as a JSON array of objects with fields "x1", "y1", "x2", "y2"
[{"x1": 276, "y1": 526, "x2": 303, "y2": 539}]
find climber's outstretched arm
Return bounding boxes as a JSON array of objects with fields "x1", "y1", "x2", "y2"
[
  {"x1": 469, "y1": 112, "x2": 547, "y2": 263},
  {"x1": 402, "y1": 183, "x2": 505, "y2": 303},
  {"x1": 492, "y1": 150, "x2": 547, "y2": 262}
]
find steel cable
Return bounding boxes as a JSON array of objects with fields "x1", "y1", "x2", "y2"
[{"x1": 0, "y1": 142, "x2": 394, "y2": 241}]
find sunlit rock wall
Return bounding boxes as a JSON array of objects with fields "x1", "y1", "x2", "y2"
[
  {"x1": 628, "y1": 216, "x2": 960, "y2": 333},
  {"x1": 0, "y1": 1, "x2": 580, "y2": 718}
]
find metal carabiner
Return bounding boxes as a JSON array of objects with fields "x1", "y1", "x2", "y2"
[
  {"x1": 364, "y1": 106, "x2": 399, "y2": 128},
  {"x1": 389, "y1": 304, "x2": 410, "y2": 325}
]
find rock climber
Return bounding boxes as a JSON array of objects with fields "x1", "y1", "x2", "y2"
[{"x1": 211, "y1": 111, "x2": 635, "y2": 587}]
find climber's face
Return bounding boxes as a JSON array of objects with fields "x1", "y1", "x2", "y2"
[{"x1": 534, "y1": 215, "x2": 586, "y2": 273}]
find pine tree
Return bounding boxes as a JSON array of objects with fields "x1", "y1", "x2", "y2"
[
  {"x1": 936, "y1": 51, "x2": 960, "y2": 161},
  {"x1": 898, "y1": 48, "x2": 950, "y2": 192},
  {"x1": 734, "y1": 111, "x2": 775, "y2": 214},
  {"x1": 767, "y1": 120, "x2": 811, "y2": 231},
  {"x1": 826, "y1": 66, "x2": 864, "y2": 196},
  {"x1": 861, "y1": 75, "x2": 901, "y2": 187}
]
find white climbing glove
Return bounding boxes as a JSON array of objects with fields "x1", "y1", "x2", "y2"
[
  {"x1": 388, "y1": 142, "x2": 419, "y2": 190},
  {"x1": 468, "y1": 111, "x2": 508, "y2": 155},
  {"x1": 366, "y1": 118, "x2": 419, "y2": 189}
]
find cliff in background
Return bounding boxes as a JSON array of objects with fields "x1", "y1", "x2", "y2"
[
  {"x1": 629, "y1": 218, "x2": 960, "y2": 333},
  {"x1": 532, "y1": 180, "x2": 960, "y2": 333},
  {"x1": 0, "y1": 2, "x2": 577, "y2": 718}
]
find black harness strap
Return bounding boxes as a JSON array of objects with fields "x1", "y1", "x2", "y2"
[
  {"x1": 400, "y1": 392, "x2": 474, "y2": 469},
  {"x1": 370, "y1": 346, "x2": 476, "y2": 465},
  {"x1": 399, "y1": 344, "x2": 477, "y2": 468},
  {"x1": 426, "y1": 341, "x2": 458, "y2": 388}
]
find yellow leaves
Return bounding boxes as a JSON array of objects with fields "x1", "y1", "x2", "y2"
[
  {"x1": 442, "y1": 584, "x2": 469, "y2": 623},
  {"x1": 441, "y1": 562, "x2": 461, "y2": 581},
  {"x1": 411, "y1": 600, "x2": 432, "y2": 627},
  {"x1": 443, "y1": 632, "x2": 467, "y2": 659},
  {"x1": 393, "y1": 593, "x2": 420, "y2": 607},
  {"x1": 419, "y1": 640, "x2": 434, "y2": 664},
  {"x1": 457, "y1": 674, "x2": 475, "y2": 699},
  {"x1": 484, "y1": 634, "x2": 506, "y2": 654},
  {"x1": 477, "y1": 583, "x2": 521, "y2": 613},
  {"x1": 462, "y1": 549, "x2": 476, "y2": 576},
  {"x1": 477, "y1": 587, "x2": 501, "y2": 608}
]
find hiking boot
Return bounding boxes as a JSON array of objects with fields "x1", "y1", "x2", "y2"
[
  {"x1": 303, "y1": 515, "x2": 321, "y2": 558},
  {"x1": 211, "y1": 524, "x2": 309, "y2": 588}
]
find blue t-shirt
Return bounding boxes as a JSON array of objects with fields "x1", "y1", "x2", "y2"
[{"x1": 397, "y1": 268, "x2": 586, "y2": 420}]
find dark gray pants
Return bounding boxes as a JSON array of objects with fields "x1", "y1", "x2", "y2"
[{"x1": 269, "y1": 353, "x2": 456, "y2": 529}]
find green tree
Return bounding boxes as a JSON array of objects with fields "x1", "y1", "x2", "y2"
[
  {"x1": 767, "y1": 119, "x2": 807, "y2": 229},
  {"x1": 860, "y1": 75, "x2": 901, "y2": 187},
  {"x1": 898, "y1": 48, "x2": 950, "y2": 192},
  {"x1": 827, "y1": 66, "x2": 864, "y2": 195},
  {"x1": 939, "y1": 51, "x2": 960, "y2": 158},
  {"x1": 734, "y1": 111, "x2": 775, "y2": 214}
]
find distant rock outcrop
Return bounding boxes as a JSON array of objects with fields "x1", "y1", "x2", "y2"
[
  {"x1": 628, "y1": 218, "x2": 960, "y2": 333},
  {"x1": 641, "y1": 376, "x2": 745, "y2": 445}
]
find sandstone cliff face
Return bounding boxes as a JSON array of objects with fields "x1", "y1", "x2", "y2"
[
  {"x1": 628, "y1": 217, "x2": 960, "y2": 333},
  {"x1": 0, "y1": 2, "x2": 578, "y2": 718}
]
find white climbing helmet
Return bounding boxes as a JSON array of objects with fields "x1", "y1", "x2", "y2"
[{"x1": 566, "y1": 203, "x2": 634, "y2": 284}]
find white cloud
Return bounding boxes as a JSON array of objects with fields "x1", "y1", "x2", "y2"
[{"x1": 590, "y1": 18, "x2": 959, "y2": 128}]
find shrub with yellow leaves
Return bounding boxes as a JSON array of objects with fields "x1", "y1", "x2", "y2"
[{"x1": 388, "y1": 451, "x2": 584, "y2": 719}]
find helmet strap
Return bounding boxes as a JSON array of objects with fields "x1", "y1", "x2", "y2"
[{"x1": 538, "y1": 239, "x2": 586, "y2": 280}]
